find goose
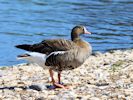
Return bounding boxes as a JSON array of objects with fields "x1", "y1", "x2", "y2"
[{"x1": 15, "y1": 25, "x2": 92, "y2": 89}]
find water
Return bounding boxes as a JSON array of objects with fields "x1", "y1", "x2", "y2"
[{"x1": 0, "y1": 0, "x2": 133, "y2": 66}]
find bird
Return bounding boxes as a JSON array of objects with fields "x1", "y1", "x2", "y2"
[{"x1": 15, "y1": 25, "x2": 92, "y2": 89}]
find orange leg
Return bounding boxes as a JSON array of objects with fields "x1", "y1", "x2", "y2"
[
  {"x1": 58, "y1": 71, "x2": 61, "y2": 84},
  {"x1": 49, "y1": 69, "x2": 68, "y2": 89},
  {"x1": 49, "y1": 68, "x2": 55, "y2": 84}
]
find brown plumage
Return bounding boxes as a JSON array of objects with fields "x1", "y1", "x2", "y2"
[{"x1": 16, "y1": 25, "x2": 92, "y2": 89}]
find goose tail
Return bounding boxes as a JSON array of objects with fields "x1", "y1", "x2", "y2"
[{"x1": 15, "y1": 44, "x2": 32, "y2": 51}]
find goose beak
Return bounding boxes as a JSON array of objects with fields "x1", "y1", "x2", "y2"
[
  {"x1": 17, "y1": 54, "x2": 30, "y2": 58},
  {"x1": 17, "y1": 54, "x2": 31, "y2": 60},
  {"x1": 83, "y1": 26, "x2": 91, "y2": 34}
]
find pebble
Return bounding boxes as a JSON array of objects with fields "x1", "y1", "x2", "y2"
[{"x1": 0, "y1": 49, "x2": 133, "y2": 99}]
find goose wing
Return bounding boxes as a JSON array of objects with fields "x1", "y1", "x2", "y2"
[
  {"x1": 16, "y1": 39, "x2": 78, "y2": 55},
  {"x1": 45, "y1": 47, "x2": 89, "y2": 71}
]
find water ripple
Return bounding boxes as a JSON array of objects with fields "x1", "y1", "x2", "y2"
[{"x1": 0, "y1": 0, "x2": 133, "y2": 66}]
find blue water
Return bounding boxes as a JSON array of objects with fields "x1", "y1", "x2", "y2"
[{"x1": 0, "y1": 0, "x2": 133, "y2": 66}]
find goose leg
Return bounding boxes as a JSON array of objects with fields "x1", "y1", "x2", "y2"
[
  {"x1": 58, "y1": 71, "x2": 61, "y2": 84},
  {"x1": 49, "y1": 69, "x2": 67, "y2": 89},
  {"x1": 49, "y1": 68, "x2": 55, "y2": 84}
]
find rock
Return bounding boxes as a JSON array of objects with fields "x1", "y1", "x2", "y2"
[
  {"x1": 0, "y1": 49, "x2": 133, "y2": 99},
  {"x1": 35, "y1": 97, "x2": 46, "y2": 100},
  {"x1": 14, "y1": 87, "x2": 23, "y2": 92},
  {"x1": 89, "y1": 97, "x2": 100, "y2": 100},
  {"x1": 57, "y1": 90, "x2": 77, "y2": 99},
  {"x1": 28, "y1": 84, "x2": 47, "y2": 91}
]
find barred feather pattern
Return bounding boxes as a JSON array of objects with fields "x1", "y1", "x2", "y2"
[
  {"x1": 16, "y1": 39, "x2": 92, "y2": 72},
  {"x1": 46, "y1": 47, "x2": 90, "y2": 72}
]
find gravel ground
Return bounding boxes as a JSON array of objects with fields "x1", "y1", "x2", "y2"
[{"x1": 0, "y1": 49, "x2": 133, "y2": 100}]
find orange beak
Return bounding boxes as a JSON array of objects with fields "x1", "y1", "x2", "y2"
[{"x1": 83, "y1": 26, "x2": 91, "y2": 34}]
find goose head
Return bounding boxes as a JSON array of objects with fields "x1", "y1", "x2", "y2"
[{"x1": 71, "y1": 25, "x2": 91, "y2": 41}]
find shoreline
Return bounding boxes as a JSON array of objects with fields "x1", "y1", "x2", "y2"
[{"x1": 0, "y1": 49, "x2": 133, "y2": 99}]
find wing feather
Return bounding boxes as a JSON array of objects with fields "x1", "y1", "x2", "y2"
[
  {"x1": 45, "y1": 47, "x2": 88, "y2": 71},
  {"x1": 16, "y1": 39, "x2": 78, "y2": 55}
]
